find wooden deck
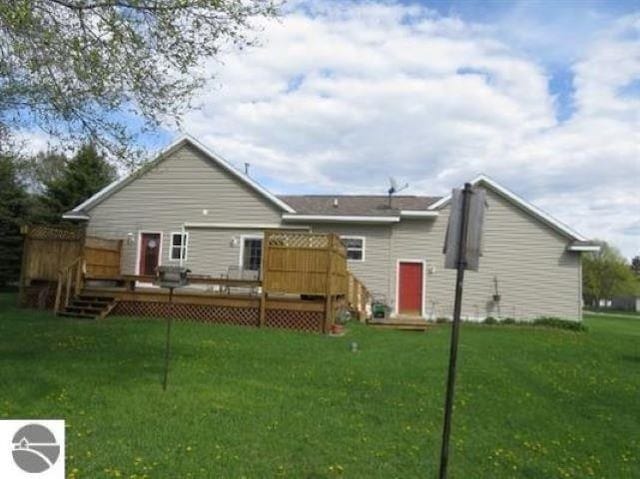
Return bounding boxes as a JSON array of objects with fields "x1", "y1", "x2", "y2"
[
  {"x1": 83, "y1": 286, "x2": 326, "y2": 312},
  {"x1": 19, "y1": 227, "x2": 373, "y2": 333},
  {"x1": 81, "y1": 285, "x2": 329, "y2": 332}
]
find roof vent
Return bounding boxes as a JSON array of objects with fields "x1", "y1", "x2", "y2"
[{"x1": 333, "y1": 198, "x2": 339, "y2": 208}]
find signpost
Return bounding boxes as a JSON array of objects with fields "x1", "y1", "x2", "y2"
[{"x1": 438, "y1": 182, "x2": 486, "y2": 479}]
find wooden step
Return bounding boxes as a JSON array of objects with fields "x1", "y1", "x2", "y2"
[
  {"x1": 76, "y1": 295, "x2": 114, "y2": 303},
  {"x1": 71, "y1": 299, "x2": 113, "y2": 308},
  {"x1": 57, "y1": 310, "x2": 96, "y2": 319},
  {"x1": 65, "y1": 305, "x2": 104, "y2": 314},
  {"x1": 368, "y1": 318, "x2": 431, "y2": 331},
  {"x1": 56, "y1": 294, "x2": 118, "y2": 320}
]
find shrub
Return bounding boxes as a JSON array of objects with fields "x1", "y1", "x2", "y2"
[
  {"x1": 435, "y1": 317, "x2": 450, "y2": 324},
  {"x1": 532, "y1": 316, "x2": 588, "y2": 332},
  {"x1": 501, "y1": 317, "x2": 516, "y2": 325},
  {"x1": 483, "y1": 316, "x2": 498, "y2": 325}
]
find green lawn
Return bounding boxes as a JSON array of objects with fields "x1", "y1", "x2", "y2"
[{"x1": 1, "y1": 293, "x2": 638, "y2": 479}]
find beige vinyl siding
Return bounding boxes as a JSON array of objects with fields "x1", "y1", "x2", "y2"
[
  {"x1": 186, "y1": 229, "x2": 264, "y2": 277},
  {"x1": 310, "y1": 223, "x2": 392, "y2": 300},
  {"x1": 84, "y1": 143, "x2": 582, "y2": 320},
  {"x1": 389, "y1": 189, "x2": 581, "y2": 320},
  {"x1": 86, "y1": 143, "x2": 283, "y2": 275}
]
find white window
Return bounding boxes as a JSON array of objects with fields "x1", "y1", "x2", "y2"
[
  {"x1": 240, "y1": 236, "x2": 263, "y2": 271},
  {"x1": 341, "y1": 236, "x2": 365, "y2": 261},
  {"x1": 170, "y1": 232, "x2": 188, "y2": 261}
]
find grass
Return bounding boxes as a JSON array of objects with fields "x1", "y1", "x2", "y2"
[
  {"x1": 584, "y1": 309, "x2": 640, "y2": 319},
  {"x1": 0, "y1": 294, "x2": 639, "y2": 478}
]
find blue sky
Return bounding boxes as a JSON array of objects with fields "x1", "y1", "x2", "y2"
[{"x1": 21, "y1": 1, "x2": 640, "y2": 257}]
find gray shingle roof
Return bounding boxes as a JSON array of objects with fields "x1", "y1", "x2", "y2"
[{"x1": 277, "y1": 195, "x2": 441, "y2": 216}]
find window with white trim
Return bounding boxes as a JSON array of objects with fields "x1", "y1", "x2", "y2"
[
  {"x1": 241, "y1": 236, "x2": 263, "y2": 271},
  {"x1": 341, "y1": 236, "x2": 365, "y2": 261},
  {"x1": 170, "y1": 232, "x2": 188, "y2": 261}
]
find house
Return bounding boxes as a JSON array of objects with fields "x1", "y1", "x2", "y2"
[
  {"x1": 63, "y1": 135, "x2": 599, "y2": 321},
  {"x1": 611, "y1": 296, "x2": 640, "y2": 312}
]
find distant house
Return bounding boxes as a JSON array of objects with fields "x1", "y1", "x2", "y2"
[
  {"x1": 611, "y1": 296, "x2": 640, "y2": 312},
  {"x1": 63, "y1": 136, "x2": 599, "y2": 321}
]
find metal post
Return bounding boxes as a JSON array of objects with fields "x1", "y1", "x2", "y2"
[
  {"x1": 162, "y1": 287, "x2": 174, "y2": 391},
  {"x1": 438, "y1": 183, "x2": 473, "y2": 479}
]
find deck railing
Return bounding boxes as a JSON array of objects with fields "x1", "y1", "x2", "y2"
[
  {"x1": 54, "y1": 257, "x2": 85, "y2": 314},
  {"x1": 347, "y1": 272, "x2": 371, "y2": 321}
]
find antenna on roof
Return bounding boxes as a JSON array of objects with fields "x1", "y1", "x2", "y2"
[
  {"x1": 244, "y1": 163, "x2": 250, "y2": 175},
  {"x1": 388, "y1": 176, "x2": 408, "y2": 207}
]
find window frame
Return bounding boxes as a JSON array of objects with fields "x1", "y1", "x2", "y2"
[
  {"x1": 340, "y1": 235, "x2": 366, "y2": 262},
  {"x1": 169, "y1": 232, "x2": 189, "y2": 262},
  {"x1": 239, "y1": 234, "x2": 264, "y2": 271}
]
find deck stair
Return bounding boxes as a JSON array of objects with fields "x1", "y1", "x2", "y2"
[
  {"x1": 368, "y1": 316, "x2": 431, "y2": 331},
  {"x1": 57, "y1": 295, "x2": 117, "y2": 320}
]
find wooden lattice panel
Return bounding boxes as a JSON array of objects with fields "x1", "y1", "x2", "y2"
[
  {"x1": 111, "y1": 300, "x2": 323, "y2": 333},
  {"x1": 266, "y1": 232, "x2": 330, "y2": 249},
  {"x1": 26, "y1": 225, "x2": 84, "y2": 241},
  {"x1": 265, "y1": 309, "x2": 323, "y2": 332},
  {"x1": 112, "y1": 301, "x2": 259, "y2": 326}
]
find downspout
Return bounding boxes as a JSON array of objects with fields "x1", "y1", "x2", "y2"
[
  {"x1": 578, "y1": 251, "x2": 583, "y2": 321},
  {"x1": 180, "y1": 223, "x2": 186, "y2": 268}
]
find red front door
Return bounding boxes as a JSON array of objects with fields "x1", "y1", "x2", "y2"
[
  {"x1": 398, "y1": 262, "x2": 423, "y2": 316},
  {"x1": 139, "y1": 233, "x2": 161, "y2": 276}
]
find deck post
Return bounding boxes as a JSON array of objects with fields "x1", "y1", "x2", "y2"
[
  {"x1": 259, "y1": 291, "x2": 267, "y2": 327},
  {"x1": 259, "y1": 230, "x2": 270, "y2": 328},
  {"x1": 323, "y1": 235, "x2": 335, "y2": 334},
  {"x1": 74, "y1": 259, "x2": 82, "y2": 296},
  {"x1": 54, "y1": 272, "x2": 63, "y2": 314},
  {"x1": 65, "y1": 271, "x2": 72, "y2": 308},
  {"x1": 18, "y1": 225, "x2": 30, "y2": 307}
]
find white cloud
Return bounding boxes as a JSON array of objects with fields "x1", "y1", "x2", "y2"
[
  {"x1": 13, "y1": 129, "x2": 60, "y2": 156},
  {"x1": 179, "y1": 3, "x2": 640, "y2": 257}
]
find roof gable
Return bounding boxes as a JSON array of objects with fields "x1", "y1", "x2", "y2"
[
  {"x1": 65, "y1": 135, "x2": 295, "y2": 217},
  {"x1": 428, "y1": 174, "x2": 587, "y2": 241}
]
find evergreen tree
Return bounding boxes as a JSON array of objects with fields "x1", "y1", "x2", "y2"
[
  {"x1": 0, "y1": 155, "x2": 30, "y2": 287},
  {"x1": 38, "y1": 144, "x2": 117, "y2": 223}
]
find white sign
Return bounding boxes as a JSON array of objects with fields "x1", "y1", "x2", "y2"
[
  {"x1": 0, "y1": 420, "x2": 65, "y2": 479},
  {"x1": 443, "y1": 186, "x2": 487, "y2": 271}
]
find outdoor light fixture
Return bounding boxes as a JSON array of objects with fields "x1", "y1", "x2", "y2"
[
  {"x1": 127, "y1": 232, "x2": 134, "y2": 244},
  {"x1": 230, "y1": 236, "x2": 239, "y2": 247}
]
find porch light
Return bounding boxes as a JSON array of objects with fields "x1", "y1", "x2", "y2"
[{"x1": 127, "y1": 232, "x2": 134, "y2": 244}]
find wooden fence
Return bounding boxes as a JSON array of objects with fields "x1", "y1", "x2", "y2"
[
  {"x1": 262, "y1": 230, "x2": 348, "y2": 296},
  {"x1": 84, "y1": 236, "x2": 123, "y2": 279},
  {"x1": 20, "y1": 225, "x2": 84, "y2": 284},
  {"x1": 19, "y1": 225, "x2": 122, "y2": 309}
]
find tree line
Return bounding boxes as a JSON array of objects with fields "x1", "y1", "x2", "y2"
[
  {"x1": 582, "y1": 243, "x2": 640, "y2": 309},
  {"x1": 0, "y1": 144, "x2": 116, "y2": 287}
]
